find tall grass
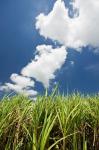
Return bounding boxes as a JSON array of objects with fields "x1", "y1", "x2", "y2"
[{"x1": 0, "y1": 94, "x2": 99, "y2": 149}]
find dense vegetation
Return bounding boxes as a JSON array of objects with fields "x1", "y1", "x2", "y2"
[{"x1": 0, "y1": 93, "x2": 99, "y2": 150}]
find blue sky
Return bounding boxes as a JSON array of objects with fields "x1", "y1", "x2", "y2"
[{"x1": 0, "y1": 0, "x2": 99, "y2": 96}]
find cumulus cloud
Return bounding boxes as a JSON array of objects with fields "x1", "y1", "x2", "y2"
[
  {"x1": 36, "y1": 0, "x2": 99, "y2": 49},
  {"x1": 2, "y1": 0, "x2": 98, "y2": 96},
  {"x1": 0, "y1": 74, "x2": 37, "y2": 96},
  {"x1": 10, "y1": 73, "x2": 34, "y2": 88},
  {"x1": 21, "y1": 45, "x2": 67, "y2": 88},
  {"x1": 0, "y1": 45, "x2": 67, "y2": 96}
]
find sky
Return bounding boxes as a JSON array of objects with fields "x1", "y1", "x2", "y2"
[{"x1": 0, "y1": 0, "x2": 99, "y2": 97}]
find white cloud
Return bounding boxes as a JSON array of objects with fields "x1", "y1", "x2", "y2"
[
  {"x1": 21, "y1": 45, "x2": 67, "y2": 88},
  {"x1": 0, "y1": 74, "x2": 37, "y2": 96},
  {"x1": 10, "y1": 73, "x2": 34, "y2": 88},
  {"x1": 70, "y1": 61, "x2": 74, "y2": 66},
  {"x1": 36, "y1": 0, "x2": 99, "y2": 49},
  {"x1": 0, "y1": 45, "x2": 67, "y2": 95},
  {"x1": 3, "y1": 0, "x2": 98, "y2": 96},
  {"x1": 36, "y1": 0, "x2": 72, "y2": 46}
]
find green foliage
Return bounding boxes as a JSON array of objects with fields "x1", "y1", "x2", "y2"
[{"x1": 0, "y1": 94, "x2": 99, "y2": 149}]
